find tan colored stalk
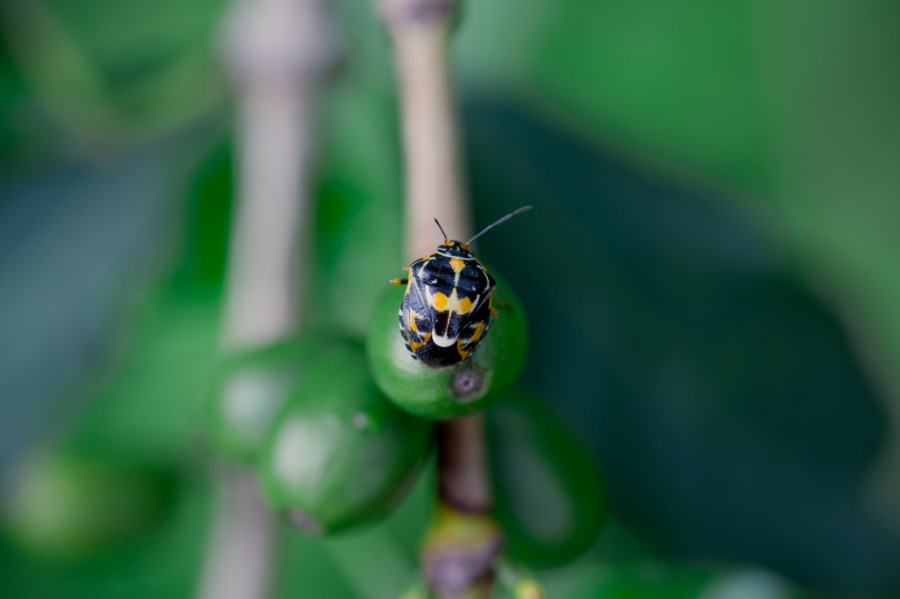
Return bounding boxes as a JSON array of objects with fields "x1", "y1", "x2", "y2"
[
  {"x1": 377, "y1": 1, "x2": 500, "y2": 596},
  {"x1": 436, "y1": 414, "x2": 492, "y2": 512},
  {"x1": 378, "y1": 0, "x2": 472, "y2": 259},
  {"x1": 198, "y1": 1, "x2": 338, "y2": 598},
  {"x1": 221, "y1": 0, "x2": 338, "y2": 346}
]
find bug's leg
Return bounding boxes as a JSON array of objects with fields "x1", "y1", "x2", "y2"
[
  {"x1": 389, "y1": 266, "x2": 411, "y2": 285},
  {"x1": 482, "y1": 294, "x2": 504, "y2": 315},
  {"x1": 388, "y1": 264, "x2": 411, "y2": 286}
]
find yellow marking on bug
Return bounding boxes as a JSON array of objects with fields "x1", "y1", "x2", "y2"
[
  {"x1": 469, "y1": 320, "x2": 485, "y2": 344},
  {"x1": 456, "y1": 321, "x2": 486, "y2": 361},
  {"x1": 449, "y1": 258, "x2": 465, "y2": 273},
  {"x1": 432, "y1": 291, "x2": 448, "y2": 310},
  {"x1": 409, "y1": 332, "x2": 431, "y2": 352},
  {"x1": 431, "y1": 289, "x2": 476, "y2": 315},
  {"x1": 389, "y1": 278, "x2": 406, "y2": 285}
]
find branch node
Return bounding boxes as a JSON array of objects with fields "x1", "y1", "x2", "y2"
[{"x1": 423, "y1": 503, "x2": 504, "y2": 598}]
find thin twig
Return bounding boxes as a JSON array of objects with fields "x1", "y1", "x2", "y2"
[
  {"x1": 220, "y1": 0, "x2": 339, "y2": 347},
  {"x1": 436, "y1": 414, "x2": 492, "y2": 512},
  {"x1": 198, "y1": 1, "x2": 339, "y2": 598},
  {"x1": 378, "y1": 0, "x2": 472, "y2": 258},
  {"x1": 196, "y1": 468, "x2": 276, "y2": 599}
]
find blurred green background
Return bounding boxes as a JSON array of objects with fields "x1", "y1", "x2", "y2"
[{"x1": 2, "y1": 0, "x2": 899, "y2": 597}]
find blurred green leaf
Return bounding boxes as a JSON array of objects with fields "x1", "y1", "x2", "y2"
[
  {"x1": 0, "y1": 0, "x2": 226, "y2": 152},
  {"x1": 463, "y1": 99, "x2": 900, "y2": 596},
  {"x1": 751, "y1": 1, "x2": 900, "y2": 495},
  {"x1": 2, "y1": 449, "x2": 178, "y2": 559},
  {"x1": 456, "y1": 0, "x2": 773, "y2": 194},
  {"x1": 47, "y1": 0, "x2": 225, "y2": 82},
  {"x1": 542, "y1": 563, "x2": 812, "y2": 599},
  {"x1": 0, "y1": 455, "x2": 211, "y2": 599}
]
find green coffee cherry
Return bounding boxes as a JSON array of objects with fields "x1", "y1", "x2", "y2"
[
  {"x1": 1, "y1": 449, "x2": 177, "y2": 559},
  {"x1": 366, "y1": 277, "x2": 527, "y2": 420},
  {"x1": 486, "y1": 391, "x2": 607, "y2": 566},
  {"x1": 205, "y1": 333, "x2": 344, "y2": 462},
  {"x1": 257, "y1": 342, "x2": 433, "y2": 534}
]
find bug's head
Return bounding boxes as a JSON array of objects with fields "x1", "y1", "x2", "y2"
[
  {"x1": 436, "y1": 240, "x2": 474, "y2": 258},
  {"x1": 432, "y1": 206, "x2": 532, "y2": 259}
]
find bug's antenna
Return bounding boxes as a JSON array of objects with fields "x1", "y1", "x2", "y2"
[
  {"x1": 467, "y1": 205, "x2": 533, "y2": 245},
  {"x1": 434, "y1": 218, "x2": 449, "y2": 242}
]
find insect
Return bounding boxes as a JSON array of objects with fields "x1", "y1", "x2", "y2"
[{"x1": 390, "y1": 206, "x2": 532, "y2": 368}]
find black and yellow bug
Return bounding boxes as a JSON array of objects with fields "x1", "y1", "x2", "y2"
[{"x1": 390, "y1": 206, "x2": 531, "y2": 368}]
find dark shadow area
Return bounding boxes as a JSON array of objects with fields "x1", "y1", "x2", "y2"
[{"x1": 464, "y1": 98, "x2": 900, "y2": 597}]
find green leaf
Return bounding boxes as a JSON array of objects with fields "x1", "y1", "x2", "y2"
[{"x1": 462, "y1": 100, "x2": 900, "y2": 596}]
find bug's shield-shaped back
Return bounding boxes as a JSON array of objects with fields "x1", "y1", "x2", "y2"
[{"x1": 399, "y1": 272, "x2": 495, "y2": 368}]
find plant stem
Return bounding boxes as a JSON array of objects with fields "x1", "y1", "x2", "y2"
[
  {"x1": 379, "y1": 0, "x2": 472, "y2": 258},
  {"x1": 436, "y1": 414, "x2": 492, "y2": 512},
  {"x1": 198, "y1": 1, "x2": 338, "y2": 598},
  {"x1": 196, "y1": 468, "x2": 276, "y2": 599},
  {"x1": 378, "y1": 1, "x2": 500, "y2": 596},
  {"x1": 220, "y1": 0, "x2": 338, "y2": 347}
]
